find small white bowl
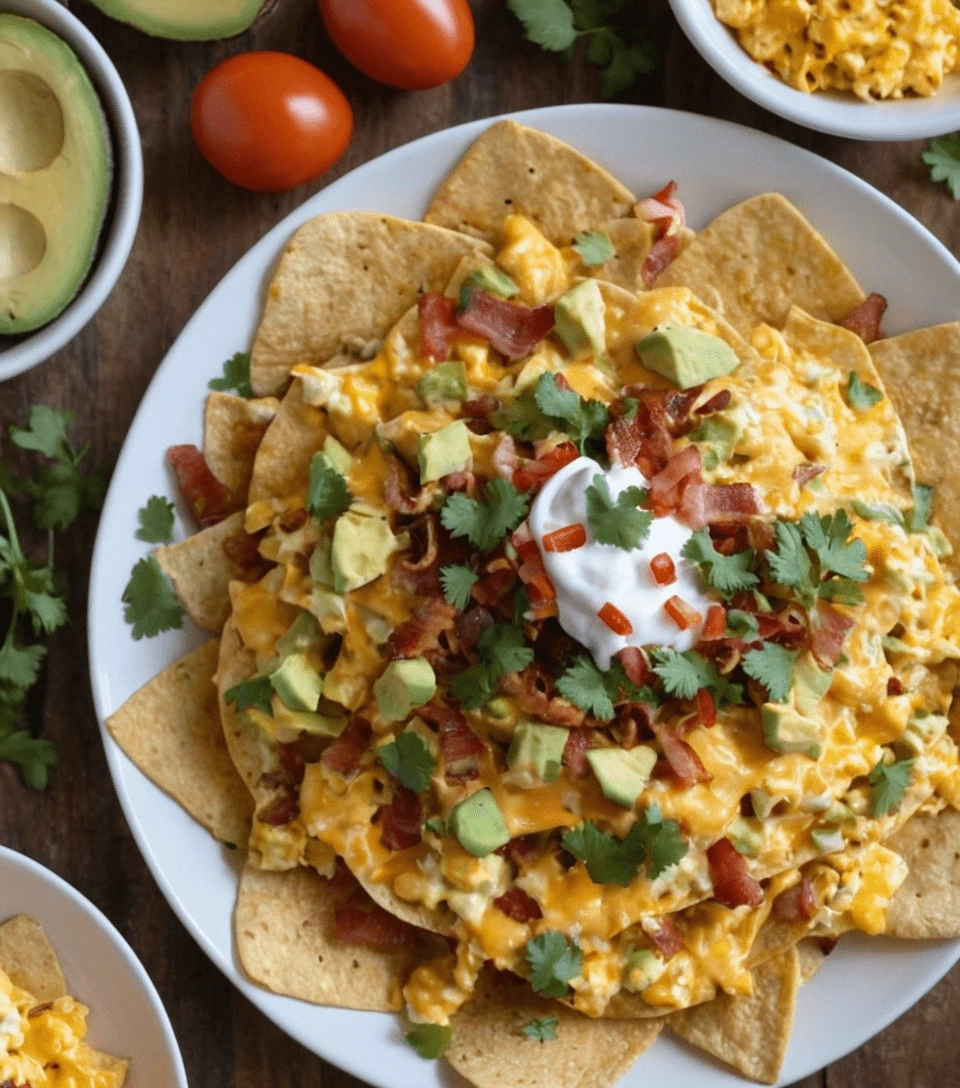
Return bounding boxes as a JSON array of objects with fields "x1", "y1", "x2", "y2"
[
  {"x1": 0, "y1": 845, "x2": 188, "y2": 1087},
  {"x1": 0, "y1": 0, "x2": 143, "y2": 382},
  {"x1": 669, "y1": 0, "x2": 960, "y2": 141}
]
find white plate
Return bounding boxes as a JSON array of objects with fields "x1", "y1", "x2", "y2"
[
  {"x1": 88, "y1": 104, "x2": 960, "y2": 1087},
  {"x1": 0, "y1": 846, "x2": 187, "y2": 1087},
  {"x1": 669, "y1": 0, "x2": 960, "y2": 141}
]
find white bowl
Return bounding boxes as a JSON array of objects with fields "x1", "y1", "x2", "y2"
[
  {"x1": 669, "y1": 0, "x2": 960, "y2": 141},
  {"x1": 0, "y1": 0, "x2": 143, "y2": 382},
  {"x1": 0, "y1": 845, "x2": 188, "y2": 1087}
]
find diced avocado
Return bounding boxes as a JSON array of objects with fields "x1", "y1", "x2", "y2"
[
  {"x1": 87, "y1": 0, "x2": 269, "y2": 40},
  {"x1": 311, "y1": 586, "x2": 346, "y2": 629},
  {"x1": 310, "y1": 536, "x2": 335, "y2": 588},
  {"x1": 554, "y1": 280, "x2": 606, "y2": 360},
  {"x1": 416, "y1": 361, "x2": 469, "y2": 408},
  {"x1": 689, "y1": 415, "x2": 741, "y2": 467},
  {"x1": 761, "y1": 704, "x2": 822, "y2": 760},
  {"x1": 811, "y1": 827, "x2": 845, "y2": 854},
  {"x1": 636, "y1": 326, "x2": 739, "y2": 391},
  {"x1": 322, "y1": 435, "x2": 354, "y2": 477},
  {"x1": 506, "y1": 722, "x2": 569, "y2": 784},
  {"x1": 823, "y1": 800, "x2": 855, "y2": 825},
  {"x1": 466, "y1": 265, "x2": 518, "y2": 299},
  {"x1": 926, "y1": 526, "x2": 952, "y2": 558},
  {"x1": 275, "y1": 612, "x2": 322, "y2": 659},
  {"x1": 749, "y1": 790, "x2": 776, "y2": 819},
  {"x1": 727, "y1": 815, "x2": 763, "y2": 857},
  {"x1": 448, "y1": 788, "x2": 510, "y2": 857},
  {"x1": 794, "y1": 656, "x2": 832, "y2": 717},
  {"x1": 586, "y1": 746, "x2": 657, "y2": 809},
  {"x1": 270, "y1": 652, "x2": 323, "y2": 713},
  {"x1": 331, "y1": 510, "x2": 399, "y2": 593},
  {"x1": 623, "y1": 948, "x2": 667, "y2": 992},
  {"x1": 374, "y1": 657, "x2": 437, "y2": 724},
  {"x1": 900, "y1": 712, "x2": 949, "y2": 757},
  {"x1": 356, "y1": 605, "x2": 394, "y2": 646},
  {"x1": 418, "y1": 420, "x2": 472, "y2": 484},
  {"x1": 273, "y1": 702, "x2": 347, "y2": 738}
]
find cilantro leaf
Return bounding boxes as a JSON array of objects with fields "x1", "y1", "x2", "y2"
[
  {"x1": 573, "y1": 229, "x2": 614, "y2": 266},
  {"x1": 766, "y1": 520, "x2": 813, "y2": 598},
  {"x1": 557, "y1": 655, "x2": 635, "y2": 721},
  {"x1": 307, "y1": 453, "x2": 351, "y2": 523},
  {"x1": 869, "y1": 756, "x2": 915, "y2": 817},
  {"x1": 136, "y1": 495, "x2": 176, "y2": 543},
  {"x1": 0, "y1": 640, "x2": 45, "y2": 690},
  {"x1": 846, "y1": 371, "x2": 883, "y2": 411},
  {"x1": 682, "y1": 529, "x2": 758, "y2": 598},
  {"x1": 15, "y1": 563, "x2": 67, "y2": 636},
  {"x1": 522, "y1": 1017, "x2": 558, "y2": 1042},
  {"x1": 591, "y1": 27, "x2": 658, "y2": 98},
  {"x1": 742, "y1": 643, "x2": 797, "y2": 703},
  {"x1": 640, "y1": 803, "x2": 689, "y2": 878},
  {"x1": 651, "y1": 649, "x2": 743, "y2": 707},
  {"x1": 490, "y1": 388, "x2": 555, "y2": 443},
  {"x1": 800, "y1": 510, "x2": 868, "y2": 583},
  {"x1": 0, "y1": 729, "x2": 58, "y2": 790},
  {"x1": 440, "y1": 564, "x2": 478, "y2": 611},
  {"x1": 508, "y1": 0, "x2": 578, "y2": 51},
  {"x1": 208, "y1": 351, "x2": 253, "y2": 398},
  {"x1": 26, "y1": 461, "x2": 108, "y2": 532},
  {"x1": 224, "y1": 675, "x2": 273, "y2": 716},
  {"x1": 122, "y1": 556, "x2": 184, "y2": 639},
  {"x1": 477, "y1": 622, "x2": 535, "y2": 677},
  {"x1": 377, "y1": 731, "x2": 436, "y2": 793},
  {"x1": 525, "y1": 931, "x2": 583, "y2": 998},
  {"x1": 817, "y1": 577, "x2": 865, "y2": 605},
  {"x1": 448, "y1": 662, "x2": 498, "y2": 711},
  {"x1": 585, "y1": 474, "x2": 651, "y2": 550},
  {"x1": 562, "y1": 820, "x2": 646, "y2": 886},
  {"x1": 441, "y1": 478, "x2": 528, "y2": 552},
  {"x1": 534, "y1": 373, "x2": 609, "y2": 456},
  {"x1": 907, "y1": 484, "x2": 934, "y2": 533},
  {"x1": 9, "y1": 406, "x2": 73, "y2": 461},
  {"x1": 923, "y1": 134, "x2": 960, "y2": 199},
  {"x1": 405, "y1": 1024, "x2": 452, "y2": 1060},
  {"x1": 725, "y1": 608, "x2": 760, "y2": 641},
  {"x1": 851, "y1": 499, "x2": 904, "y2": 527}
]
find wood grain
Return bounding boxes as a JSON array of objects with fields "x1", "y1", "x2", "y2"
[{"x1": 1, "y1": 1, "x2": 958, "y2": 1085}]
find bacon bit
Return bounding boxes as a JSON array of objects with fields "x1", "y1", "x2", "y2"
[
  {"x1": 456, "y1": 606, "x2": 495, "y2": 651},
  {"x1": 494, "y1": 886, "x2": 543, "y2": 922},
  {"x1": 222, "y1": 531, "x2": 263, "y2": 569},
  {"x1": 380, "y1": 785, "x2": 423, "y2": 851},
  {"x1": 678, "y1": 482, "x2": 762, "y2": 530},
  {"x1": 518, "y1": 552, "x2": 556, "y2": 604},
  {"x1": 649, "y1": 552, "x2": 676, "y2": 586},
  {"x1": 441, "y1": 470, "x2": 476, "y2": 495},
  {"x1": 664, "y1": 595, "x2": 701, "y2": 631},
  {"x1": 647, "y1": 916, "x2": 684, "y2": 960},
  {"x1": 437, "y1": 710, "x2": 486, "y2": 782},
  {"x1": 511, "y1": 521, "x2": 540, "y2": 564},
  {"x1": 167, "y1": 444, "x2": 234, "y2": 525},
  {"x1": 512, "y1": 441, "x2": 579, "y2": 494},
  {"x1": 614, "y1": 702, "x2": 654, "y2": 748},
  {"x1": 335, "y1": 892, "x2": 416, "y2": 947},
  {"x1": 501, "y1": 667, "x2": 586, "y2": 727},
  {"x1": 701, "y1": 604, "x2": 727, "y2": 641},
  {"x1": 641, "y1": 233, "x2": 681, "y2": 287},
  {"x1": 400, "y1": 515, "x2": 439, "y2": 576},
  {"x1": 388, "y1": 599, "x2": 457, "y2": 660},
  {"x1": 496, "y1": 834, "x2": 539, "y2": 867},
  {"x1": 384, "y1": 456, "x2": 434, "y2": 515},
  {"x1": 533, "y1": 619, "x2": 585, "y2": 671},
  {"x1": 793, "y1": 463, "x2": 826, "y2": 486},
  {"x1": 811, "y1": 602, "x2": 855, "y2": 668},
  {"x1": 838, "y1": 293, "x2": 887, "y2": 344},
  {"x1": 616, "y1": 646, "x2": 649, "y2": 687},
  {"x1": 695, "y1": 389, "x2": 732, "y2": 415},
  {"x1": 653, "y1": 723, "x2": 711, "y2": 788},
  {"x1": 462, "y1": 395, "x2": 499, "y2": 419},
  {"x1": 543, "y1": 523, "x2": 587, "y2": 553},
  {"x1": 457, "y1": 289, "x2": 555, "y2": 359},
  {"x1": 321, "y1": 716, "x2": 372, "y2": 775},
  {"x1": 598, "y1": 602, "x2": 633, "y2": 636},
  {"x1": 259, "y1": 794, "x2": 300, "y2": 826},
  {"x1": 471, "y1": 567, "x2": 516, "y2": 607},
  {"x1": 696, "y1": 688, "x2": 716, "y2": 728},
  {"x1": 529, "y1": 598, "x2": 559, "y2": 621},
  {"x1": 772, "y1": 877, "x2": 817, "y2": 924},
  {"x1": 755, "y1": 606, "x2": 807, "y2": 648},
  {"x1": 707, "y1": 838, "x2": 764, "y2": 908},
  {"x1": 649, "y1": 445, "x2": 702, "y2": 516},
  {"x1": 563, "y1": 727, "x2": 594, "y2": 777},
  {"x1": 418, "y1": 293, "x2": 458, "y2": 362},
  {"x1": 887, "y1": 676, "x2": 905, "y2": 696}
]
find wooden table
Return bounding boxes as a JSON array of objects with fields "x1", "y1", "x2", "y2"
[{"x1": 2, "y1": 1, "x2": 959, "y2": 1084}]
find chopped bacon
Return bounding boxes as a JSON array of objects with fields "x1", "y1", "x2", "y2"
[
  {"x1": 649, "y1": 445, "x2": 702, "y2": 515},
  {"x1": 599, "y1": 602, "x2": 633, "y2": 636},
  {"x1": 437, "y1": 710, "x2": 486, "y2": 782},
  {"x1": 615, "y1": 702, "x2": 654, "y2": 749},
  {"x1": 647, "y1": 916, "x2": 684, "y2": 960},
  {"x1": 279, "y1": 507, "x2": 309, "y2": 532},
  {"x1": 388, "y1": 599, "x2": 457, "y2": 660},
  {"x1": 517, "y1": 550, "x2": 556, "y2": 604},
  {"x1": 617, "y1": 646, "x2": 649, "y2": 687},
  {"x1": 696, "y1": 688, "x2": 716, "y2": 728},
  {"x1": 678, "y1": 482, "x2": 762, "y2": 530},
  {"x1": 887, "y1": 676, "x2": 905, "y2": 697},
  {"x1": 494, "y1": 886, "x2": 542, "y2": 922},
  {"x1": 335, "y1": 892, "x2": 416, "y2": 947},
  {"x1": 772, "y1": 877, "x2": 816, "y2": 924},
  {"x1": 380, "y1": 785, "x2": 423, "y2": 851},
  {"x1": 641, "y1": 233, "x2": 681, "y2": 287},
  {"x1": 471, "y1": 568, "x2": 516, "y2": 608},
  {"x1": 462, "y1": 395, "x2": 499, "y2": 419},
  {"x1": 838, "y1": 293, "x2": 887, "y2": 345},
  {"x1": 756, "y1": 606, "x2": 807, "y2": 648},
  {"x1": 696, "y1": 390, "x2": 732, "y2": 415},
  {"x1": 664, "y1": 595, "x2": 701, "y2": 631},
  {"x1": 793, "y1": 463, "x2": 826, "y2": 486},
  {"x1": 542, "y1": 523, "x2": 587, "y2": 553},
  {"x1": 384, "y1": 456, "x2": 434, "y2": 515},
  {"x1": 533, "y1": 619, "x2": 585, "y2": 671},
  {"x1": 562, "y1": 727, "x2": 594, "y2": 778},
  {"x1": 501, "y1": 667, "x2": 586, "y2": 727},
  {"x1": 650, "y1": 553, "x2": 676, "y2": 586},
  {"x1": 456, "y1": 605, "x2": 495, "y2": 650},
  {"x1": 512, "y1": 441, "x2": 579, "y2": 494},
  {"x1": 321, "y1": 716, "x2": 372, "y2": 775},
  {"x1": 653, "y1": 723, "x2": 711, "y2": 788},
  {"x1": 418, "y1": 293, "x2": 458, "y2": 362},
  {"x1": 457, "y1": 289, "x2": 555, "y2": 359},
  {"x1": 707, "y1": 838, "x2": 764, "y2": 908},
  {"x1": 400, "y1": 515, "x2": 439, "y2": 575},
  {"x1": 259, "y1": 794, "x2": 300, "y2": 826},
  {"x1": 442, "y1": 470, "x2": 476, "y2": 495},
  {"x1": 701, "y1": 604, "x2": 727, "y2": 641},
  {"x1": 811, "y1": 602, "x2": 855, "y2": 667},
  {"x1": 496, "y1": 834, "x2": 540, "y2": 867},
  {"x1": 167, "y1": 444, "x2": 234, "y2": 525},
  {"x1": 511, "y1": 521, "x2": 540, "y2": 564},
  {"x1": 222, "y1": 531, "x2": 263, "y2": 569},
  {"x1": 493, "y1": 433, "x2": 519, "y2": 479}
]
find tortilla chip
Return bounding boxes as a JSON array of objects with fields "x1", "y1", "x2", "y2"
[
  {"x1": 448, "y1": 968, "x2": 663, "y2": 1088},
  {"x1": 425, "y1": 120, "x2": 635, "y2": 247},
  {"x1": 155, "y1": 511, "x2": 247, "y2": 632},
  {"x1": 204, "y1": 392, "x2": 279, "y2": 505},
  {"x1": 871, "y1": 323, "x2": 960, "y2": 553},
  {"x1": 655, "y1": 193, "x2": 865, "y2": 337},
  {"x1": 248, "y1": 381, "x2": 327, "y2": 506},
  {"x1": 669, "y1": 947, "x2": 800, "y2": 1085},
  {"x1": 105, "y1": 639, "x2": 253, "y2": 846},
  {"x1": 0, "y1": 915, "x2": 67, "y2": 1002},
  {"x1": 235, "y1": 865, "x2": 442, "y2": 1012},
  {"x1": 250, "y1": 212, "x2": 489, "y2": 396},
  {"x1": 797, "y1": 938, "x2": 826, "y2": 985},
  {"x1": 91, "y1": 1050, "x2": 130, "y2": 1086},
  {"x1": 217, "y1": 617, "x2": 269, "y2": 795},
  {"x1": 884, "y1": 806, "x2": 960, "y2": 939}
]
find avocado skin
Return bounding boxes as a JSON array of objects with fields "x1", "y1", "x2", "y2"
[
  {"x1": 586, "y1": 746, "x2": 657, "y2": 809},
  {"x1": 636, "y1": 326, "x2": 739, "y2": 391},
  {"x1": 448, "y1": 788, "x2": 511, "y2": 857},
  {"x1": 87, "y1": 0, "x2": 271, "y2": 40}
]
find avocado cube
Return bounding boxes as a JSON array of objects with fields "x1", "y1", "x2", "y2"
[
  {"x1": 275, "y1": 612, "x2": 322, "y2": 659},
  {"x1": 269, "y1": 652, "x2": 323, "y2": 713},
  {"x1": 416, "y1": 361, "x2": 469, "y2": 408},
  {"x1": 374, "y1": 657, "x2": 437, "y2": 724},
  {"x1": 794, "y1": 656, "x2": 833, "y2": 717},
  {"x1": 331, "y1": 511, "x2": 399, "y2": 593},
  {"x1": 727, "y1": 815, "x2": 763, "y2": 857},
  {"x1": 901, "y1": 712, "x2": 949, "y2": 756},
  {"x1": 586, "y1": 746, "x2": 657, "y2": 809},
  {"x1": 761, "y1": 704, "x2": 822, "y2": 760},
  {"x1": 273, "y1": 702, "x2": 347, "y2": 738},
  {"x1": 636, "y1": 326, "x2": 739, "y2": 391},
  {"x1": 322, "y1": 435, "x2": 354, "y2": 477},
  {"x1": 554, "y1": 279, "x2": 606, "y2": 360},
  {"x1": 624, "y1": 948, "x2": 667, "y2": 992},
  {"x1": 811, "y1": 827, "x2": 845, "y2": 854},
  {"x1": 448, "y1": 788, "x2": 510, "y2": 857},
  {"x1": 418, "y1": 420, "x2": 472, "y2": 484},
  {"x1": 506, "y1": 722, "x2": 569, "y2": 784},
  {"x1": 749, "y1": 789, "x2": 775, "y2": 819},
  {"x1": 466, "y1": 265, "x2": 518, "y2": 299}
]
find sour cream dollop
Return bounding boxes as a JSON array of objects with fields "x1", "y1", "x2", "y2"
[{"x1": 529, "y1": 456, "x2": 714, "y2": 669}]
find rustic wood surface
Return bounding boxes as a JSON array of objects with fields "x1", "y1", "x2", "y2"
[{"x1": 2, "y1": 1, "x2": 959, "y2": 1085}]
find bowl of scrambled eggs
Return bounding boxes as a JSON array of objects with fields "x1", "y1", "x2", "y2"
[{"x1": 669, "y1": 0, "x2": 960, "y2": 140}]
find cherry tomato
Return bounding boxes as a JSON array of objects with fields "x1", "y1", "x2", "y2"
[
  {"x1": 318, "y1": 0, "x2": 474, "y2": 90},
  {"x1": 191, "y1": 52, "x2": 353, "y2": 193}
]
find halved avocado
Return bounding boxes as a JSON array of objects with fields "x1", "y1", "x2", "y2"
[
  {"x1": 0, "y1": 15, "x2": 111, "y2": 335},
  {"x1": 87, "y1": 0, "x2": 271, "y2": 40}
]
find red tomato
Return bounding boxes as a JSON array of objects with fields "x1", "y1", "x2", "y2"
[
  {"x1": 318, "y1": 0, "x2": 475, "y2": 89},
  {"x1": 191, "y1": 52, "x2": 353, "y2": 192}
]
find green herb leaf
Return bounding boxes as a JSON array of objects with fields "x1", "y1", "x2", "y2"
[
  {"x1": 525, "y1": 931, "x2": 583, "y2": 998},
  {"x1": 725, "y1": 608, "x2": 760, "y2": 641},
  {"x1": 136, "y1": 495, "x2": 176, "y2": 543},
  {"x1": 224, "y1": 675, "x2": 273, "y2": 716},
  {"x1": 307, "y1": 453, "x2": 352, "y2": 523},
  {"x1": 595, "y1": 30, "x2": 657, "y2": 98},
  {"x1": 15, "y1": 563, "x2": 67, "y2": 636},
  {"x1": 851, "y1": 499, "x2": 904, "y2": 527},
  {"x1": 26, "y1": 461, "x2": 108, "y2": 532},
  {"x1": 640, "y1": 802, "x2": 689, "y2": 878},
  {"x1": 508, "y1": 0, "x2": 578, "y2": 51},
  {"x1": 869, "y1": 756, "x2": 915, "y2": 817},
  {"x1": 490, "y1": 388, "x2": 555, "y2": 443},
  {"x1": 846, "y1": 371, "x2": 883, "y2": 411},
  {"x1": 584, "y1": 474, "x2": 651, "y2": 550},
  {"x1": 522, "y1": 1016, "x2": 559, "y2": 1042},
  {"x1": 9, "y1": 406, "x2": 74, "y2": 461},
  {"x1": 122, "y1": 556, "x2": 184, "y2": 639},
  {"x1": 907, "y1": 484, "x2": 934, "y2": 533},
  {"x1": 440, "y1": 564, "x2": 478, "y2": 611},
  {"x1": 742, "y1": 643, "x2": 798, "y2": 703},
  {"x1": 651, "y1": 649, "x2": 743, "y2": 707},
  {"x1": 448, "y1": 662, "x2": 498, "y2": 711},
  {"x1": 557, "y1": 655, "x2": 635, "y2": 721},
  {"x1": 817, "y1": 577, "x2": 865, "y2": 605},
  {"x1": 766, "y1": 520, "x2": 813, "y2": 599},
  {"x1": 534, "y1": 373, "x2": 609, "y2": 456},
  {"x1": 0, "y1": 641, "x2": 45, "y2": 690},
  {"x1": 562, "y1": 820, "x2": 647, "y2": 886},
  {"x1": 378, "y1": 731, "x2": 436, "y2": 793},
  {"x1": 573, "y1": 229, "x2": 614, "y2": 266},
  {"x1": 405, "y1": 1024, "x2": 452, "y2": 1060},
  {"x1": 0, "y1": 730, "x2": 58, "y2": 790},
  {"x1": 923, "y1": 134, "x2": 960, "y2": 199},
  {"x1": 208, "y1": 351, "x2": 253, "y2": 398},
  {"x1": 423, "y1": 816, "x2": 448, "y2": 836},
  {"x1": 441, "y1": 479, "x2": 528, "y2": 552},
  {"x1": 682, "y1": 528, "x2": 758, "y2": 598},
  {"x1": 800, "y1": 510, "x2": 869, "y2": 583},
  {"x1": 477, "y1": 622, "x2": 535, "y2": 677}
]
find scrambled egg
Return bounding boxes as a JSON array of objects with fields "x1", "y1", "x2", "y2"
[{"x1": 713, "y1": 0, "x2": 960, "y2": 100}]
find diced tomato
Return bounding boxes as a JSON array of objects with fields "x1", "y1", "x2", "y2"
[
  {"x1": 649, "y1": 552, "x2": 676, "y2": 586},
  {"x1": 616, "y1": 646, "x2": 649, "y2": 687},
  {"x1": 457, "y1": 289, "x2": 555, "y2": 359},
  {"x1": 321, "y1": 716, "x2": 372, "y2": 775},
  {"x1": 647, "y1": 915, "x2": 684, "y2": 960},
  {"x1": 696, "y1": 688, "x2": 716, "y2": 728},
  {"x1": 542, "y1": 523, "x2": 587, "y2": 553},
  {"x1": 493, "y1": 886, "x2": 542, "y2": 922},
  {"x1": 641, "y1": 232, "x2": 680, "y2": 287},
  {"x1": 598, "y1": 602, "x2": 633, "y2": 636},
  {"x1": 518, "y1": 552, "x2": 556, "y2": 603},
  {"x1": 664, "y1": 595, "x2": 701, "y2": 631},
  {"x1": 771, "y1": 877, "x2": 816, "y2": 924},
  {"x1": 707, "y1": 838, "x2": 764, "y2": 908},
  {"x1": 418, "y1": 293, "x2": 458, "y2": 362},
  {"x1": 462, "y1": 395, "x2": 498, "y2": 419},
  {"x1": 167, "y1": 444, "x2": 233, "y2": 525},
  {"x1": 701, "y1": 603, "x2": 727, "y2": 641},
  {"x1": 562, "y1": 727, "x2": 593, "y2": 778},
  {"x1": 380, "y1": 786, "x2": 423, "y2": 851},
  {"x1": 335, "y1": 894, "x2": 415, "y2": 948},
  {"x1": 528, "y1": 598, "x2": 559, "y2": 621},
  {"x1": 838, "y1": 293, "x2": 887, "y2": 344},
  {"x1": 653, "y1": 723, "x2": 711, "y2": 788}
]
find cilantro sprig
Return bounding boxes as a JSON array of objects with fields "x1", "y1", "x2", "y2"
[
  {"x1": 923, "y1": 134, "x2": 960, "y2": 199},
  {"x1": 869, "y1": 755, "x2": 915, "y2": 817},
  {"x1": 377, "y1": 731, "x2": 436, "y2": 793},
  {"x1": 682, "y1": 529, "x2": 758, "y2": 599},
  {"x1": 525, "y1": 931, "x2": 583, "y2": 998},
  {"x1": 405, "y1": 1023, "x2": 452, "y2": 1059},
  {"x1": 440, "y1": 564, "x2": 478, "y2": 611},
  {"x1": 651, "y1": 649, "x2": 743, "y2": 708},
  {"x1": 742, "y1": 643, "x2": 797, "y2": 703},
  {"x1": 522, "y1": 1017, "x2": 559, "y2": 1042},
  {"x1": 122, "y1": 556, "x2": 184, "y2": 640},
  {"x1": 208, "y1": 351, "x2": 253, "y2": 398},
  {"x1": 307, "y1": 452, "x2": 351, "y2": 523},
  {"x1": 534, "y1": 374, "x2": 609, "y2": 457},
  {"x1": 845, "y1": 371, "x2": 883, "y2": 412},
  {"x1": 765, "y1": 511, "x2": 868, "y2": 608},
  {"x1": 441, "y1": 479, "x2": 528, "y2": 551},
  {"x1": 556, "y1": 655, "x2": 640, "y2": 721},
  {"x1": 585, "y1": 474, "x2": 651, "y2": 550},
  {"x1": 136, "y1": 495, "x2": 175, "y2": 544},
  {"x1": 224, "y1": 675, "x2": 273, "y2": 716},
  {"x1": 449, "y1": 622, "x2": 534, "y2": 710}
]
